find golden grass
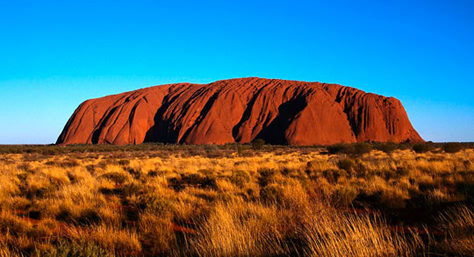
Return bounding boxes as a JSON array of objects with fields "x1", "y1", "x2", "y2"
[
  {"x1": 304, "y1": 213, "x2": 422, "y2": 257},
  {"x1": 0, "y1": 146, "x2": 472, "y2": 256},
  {"x1": 182, "y1": 200, "x2": 285, "y2": 256},
  {"x1": 436, "y1": 206, "x2": 474, "y2": 255}
]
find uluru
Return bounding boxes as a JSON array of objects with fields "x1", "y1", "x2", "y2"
[{"x1": 57, "y1": 77, "x2": 423, "y2": 145}]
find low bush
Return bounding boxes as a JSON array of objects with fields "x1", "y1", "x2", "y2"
[
  {"x1": 179, "y1": 173, "x2": 218, "y2": 189},
  {"x1": 374, "y1": 143, "x2": 399, "y2": 153},
  {"x1": 37, "y1": 240, "x2": 113, "y2": 257},
  {"x1": 337, "y1": 159, "x2": 356, "y2": 172},
  {"x1": 327, "y1": 144, "x2": 350, "y2": 155},
  {"x1": 327, "y1": 143, "x2": 373, "y2": 155},
  {"x1": 412, "y1": 143, "x2": 434, "y2": 153},
  {"x1": 252, "y1": 139, "x2": 265, "y2": 150},
  {"x1": 353, "y1": 143, "x2": 373, "y2": 155},
  {"x1": 442, "y1": 142, "x2": 463, "y2": 153},
  {"x1": 135, "y1": 194, "x2": 173, "y2": 216}
]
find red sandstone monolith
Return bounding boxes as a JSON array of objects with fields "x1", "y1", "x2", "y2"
[{"x1": 57, "y1": 77, "x2": 423, "y2": 145}]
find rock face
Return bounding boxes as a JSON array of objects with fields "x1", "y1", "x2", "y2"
[{"x1": 57, "y1": 77, "x2": 423, "y2": 145}]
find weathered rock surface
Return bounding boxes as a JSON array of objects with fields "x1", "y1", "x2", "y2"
[{"x1": 57, "y1": 77, "x2": 423, "y2": 145}]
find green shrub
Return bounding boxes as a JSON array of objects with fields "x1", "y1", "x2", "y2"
[
  {"x1": 353, "y1": 143, "x2": 373, "y2": 155},
  {"x1": 37, "y1": 240, "x2": 113, "y2": 257},
  {"x1": 180, "y1": 173, "x2": 217, "y2": 189},
  {"x1": 236, "y1": 144, "x2": 243, "y2": 156},
  {"x1": 337, "y1": 159, "x2": 356, "y2": 172},
  {"x1": 412, "y1": 143, "x2": 433, "y2": 153},
  {"x1": 442, "y1": 143, "x2": 463, "y2": 153},
  {"x1": 327, "y1": 144, "x2": 349, "y2": 155},
  {"x1": 136, "y1": 194, "x2": 173, "y2": 215},
  {"x1": 327, "y1": 143, "x2": 373, "y2": 155},
  {"x1": 251, "y1": 138, "x2": 265, "y2": 150},
  {"x1": 374, "y1": 143, "x2": 399, "y2": 153}
]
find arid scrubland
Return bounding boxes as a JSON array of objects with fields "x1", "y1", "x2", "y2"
[{"x1": 0, "y1": 144, "x2": 472, "y2": 256}]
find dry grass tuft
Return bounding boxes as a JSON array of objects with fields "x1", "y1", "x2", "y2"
[
  {"x1": 304, "y1": 212, "x2": 422, "y2": 257},
  {"x1": 436, "y1": 206, "x2": 474, "y2": 255},
  {"x1": 182, "y1": 200, "x2": 285, "y2": 256}
]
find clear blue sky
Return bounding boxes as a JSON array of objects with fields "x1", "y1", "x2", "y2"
[{"x1": 1, "y1": 0, "x2": 473, "y2": 144}]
